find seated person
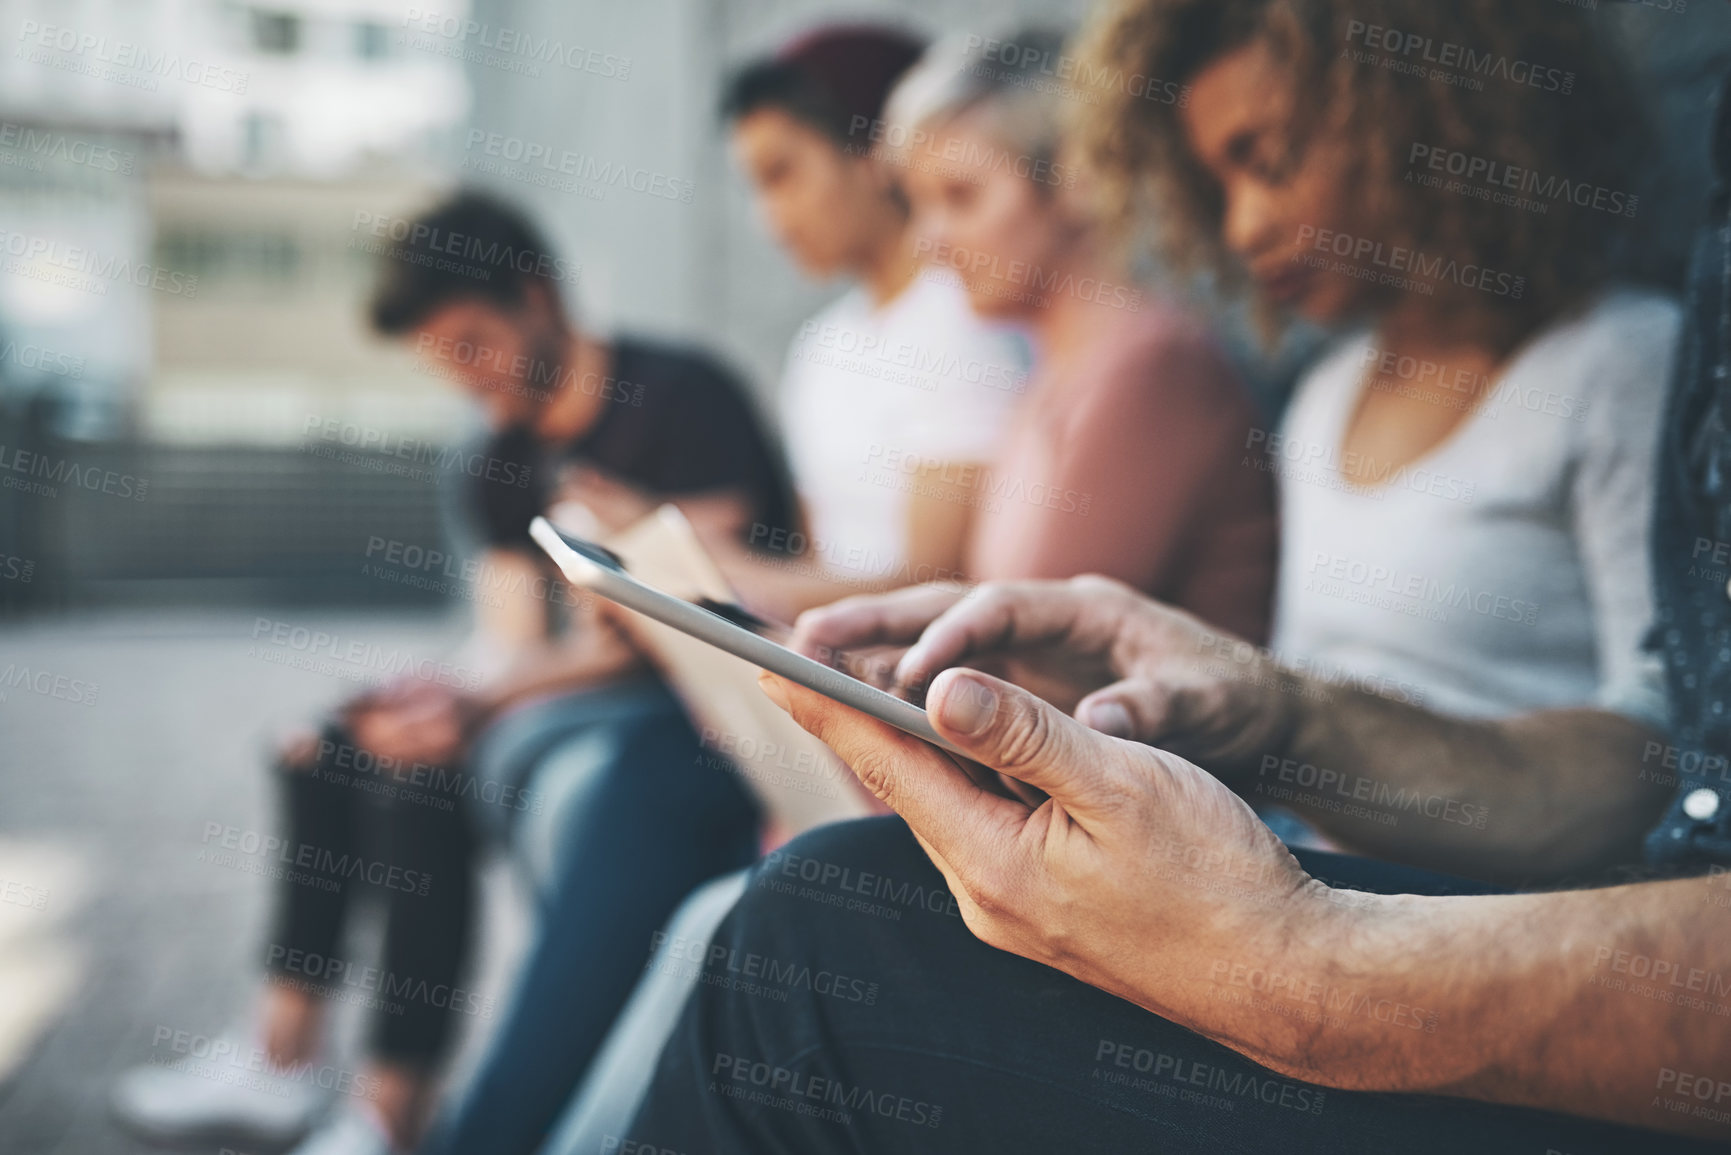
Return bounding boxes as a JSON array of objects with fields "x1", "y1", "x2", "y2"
[
  {"x1": 622, "y1": 2, "x2": 1728, "y2": 1150},
  {"x1": 111, "y1": 191, "x2": 796, "y2": 1155}
]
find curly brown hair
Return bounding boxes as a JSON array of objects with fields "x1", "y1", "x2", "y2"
[{"x1": 1071, "y1": 0, "x2": 1645, "y2": 346}]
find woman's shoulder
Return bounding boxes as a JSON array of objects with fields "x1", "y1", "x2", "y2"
[
  {"x1": 1083, "y1": 303, "x2": 1250, "y2": 404},
  {"x1": 1527, "y1": 289, "x2": 1681, "y2": 422},
  {"x1": 1532, "y1": 289, "x2": 1681, "y2": 380}
]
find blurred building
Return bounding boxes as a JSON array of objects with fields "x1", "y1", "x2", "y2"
[
  {"x1": 0, "y1": 0, "x2": 473, "y2": 605},
  {"x1": 0, "y1": 0, "x2": 471, "y2": 434}
]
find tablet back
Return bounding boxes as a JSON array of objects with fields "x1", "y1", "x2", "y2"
[{"x1": 571, "y1": 503, "x2": 876, "y2": 842}]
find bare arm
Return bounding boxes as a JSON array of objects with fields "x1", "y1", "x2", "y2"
[
  {"x1": 348, "y1": 549, "x2": 643, "y2": 764},
  {"x1": 468, "y1": 609, "x2": 646, "y2": 719},
  {"x1": 903, "y1": 463, "x2": 977, "y2": 584},
  {"x1": 471, "y1": 548, "x2": 555, "y2": 653},
  {"x1": 1257, "y1": 688, "x2": 1671, "y2": 884},
  {"x1": 460, "y1": 549, "x2": 645, "y2": 719},
  {"x1": 1263, "y1": 874, "x2": 1731, "y2": 1141}
]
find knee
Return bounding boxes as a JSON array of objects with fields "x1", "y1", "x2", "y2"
[
  {"x1": 738, "y1": 815, "x2": 956, "y2": 941},
  {"x1": 755, "y1": 816, "x2": 924, "y2": 884},
  {"x1": 706, "y1": 818, "x2": 962, "y2": 1006}
]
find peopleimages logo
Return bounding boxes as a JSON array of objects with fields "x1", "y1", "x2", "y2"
[
  {"x1": 302, "y1": 416, "x2": 533, "y2": 488},
  {"x1": 848, "y1": 115, "x2": 1075, "y2": 190},
  {"x1": 16, "y1": 20, "x2": 248, "y2": 93},
  {"x1": 462, "y1": 130, "x2": 694, "y2": 204},
  {"x1": 0, "y1": 440, "x2": 150, "y2": 502},
  {"x1": 1294, "y1": 225, "x2": 1525, "y2": 301},
  {"x1": 151, "y1": 1027, "x2": 377, "y2": 1100},
  {"x1": 265, "y1": 945, "x2": 496, "y2": 1019},
  {"x1": 0, "y1": 662, "x2": 99, "y2": 707},
  {"x1": 793, "y1": 318, "x2": 1027, "y2": 393},
  {"x1": 1408, "y1": 144, "x2": 1636, "y2": 218},
  {"x1": 0, "y1": 228, "x2": 198, "y2": 298},
  {"x1": 1246, "y1": 427, "x2": 1479, "y2": 505},
  {"x1": 914, "y1": 239, "x2": 1144, "y2": 311},
  {"x1": 199, "y1": 822, "x2": 431, "y2": 896},
  {"x1": 709, "y1": 1054, "x2": 942, "y2": 1128},
  {"x1": 350, "y1": 210, "x2": 580, "y2": 287},
  {"x1": 1344, "y1": 20, "x2": 1574, "y2": 94},
  {"x1": 961, "y1": 34, "x2": 1188, "y2": 106},
  {"x1": 399, "y1": 9, "x2": 630, "y2": 79},
  {"x1": 0, "y1": 338, "x2": 84, "y2": 379},
  {"x1": 1256, "y1": 753, "x2": 1490, "y2": 830},
  {"x1": 0, "y1": 122, "x2": 135, "y2": 175},
  {"x1": 1093, "y1": 1040, "x2": 1326, "y2": 1114}
]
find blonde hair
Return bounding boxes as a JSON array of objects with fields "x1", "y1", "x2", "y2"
[{"x1": 880, "y1": 26, "x2": 1073, "y2": 192}]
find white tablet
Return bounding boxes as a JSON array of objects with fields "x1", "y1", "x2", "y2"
[{"x1": 529, "y1": 516, "x2": 969, "y2": 759}]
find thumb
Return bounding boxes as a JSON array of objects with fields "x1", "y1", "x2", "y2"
[{"x1": 928, "y1": 668, "x2": 1128, "y2": 816}]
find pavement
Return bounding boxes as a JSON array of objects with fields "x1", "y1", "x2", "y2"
[{"x1": 0, "y1": 606, "x2": 529, "y2": 1155}]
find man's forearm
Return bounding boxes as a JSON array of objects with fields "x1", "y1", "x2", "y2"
[
  {"x1": 1258, "y1": 875, "x2": 1731, "y2": 1141},
  {"x1": 1258, "y1": 678, "x2": 1670, "y2": 882}
]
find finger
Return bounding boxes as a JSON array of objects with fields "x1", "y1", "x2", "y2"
[
  {"x1": 897, "y1": 579, "x2": 1126, "y2": 693},
  {"x1": 790, "y1": 584, "x2": 969, "y2": 662},
  {"x1": 844, "y1": 645, "x2": 908, "y2": 690},
  {"x1": 927, "y1": 668, "x2": 1130, "y2": 820},
  {"x1": 759, "y1": 672, "x2": 1025, "y2": 870}
]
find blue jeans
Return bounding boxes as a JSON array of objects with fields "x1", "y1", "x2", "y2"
[
  {"x1": 628, "y1": 817, "x2": 1722, "y2": 1154},
  {"x1": 420, "y1": 681, "x2": 760, "y2": 1155}
]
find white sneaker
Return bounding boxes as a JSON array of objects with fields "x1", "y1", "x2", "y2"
[
  {"x1": 284, "y1": 1104, "x2": 397, "y2": 1155},
  {"x1": 110, "y1": 1030, "x2": 328, "y2": 1149}
]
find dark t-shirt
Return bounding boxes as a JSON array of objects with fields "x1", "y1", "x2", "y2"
[{"x1": 470, "y1": 336, "x2": 798, "y2": 552}]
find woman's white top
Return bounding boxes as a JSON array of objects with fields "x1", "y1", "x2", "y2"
[
  {"x1": 779, "y1": 273, "x2": 1027, "y2": 578},
  {"x1": 1270, "y1": 290, "x2": 1677, "y2": 726}
]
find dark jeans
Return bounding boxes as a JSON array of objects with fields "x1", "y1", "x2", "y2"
[
  {"x1": 629, "y1": 817, "x2": 1723, "y2": 1154},
  {"x1": 419, "y1": 695, "x2": 761, "y2": 1155},
  {"x1": 267, "y1": 721, "x2": 477, "y2": 1067}
]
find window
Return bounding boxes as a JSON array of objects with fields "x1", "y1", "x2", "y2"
[
  {"x1": 156, "y1": 230, "x2": 302, "y2": 285},
  {"x1": 250, "y1": 10, "x2": 301, "y2": 54},
  {"x1": 355, "y1": 20, "x2": 390, "y2": 60}
]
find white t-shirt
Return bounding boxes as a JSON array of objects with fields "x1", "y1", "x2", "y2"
[
  {"x1": 779, "y1": 272, "x2": 1028, "y2": 578},
  {"x1": 1270, "y1": 290, "x2": 1676, "y2": 727}
]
